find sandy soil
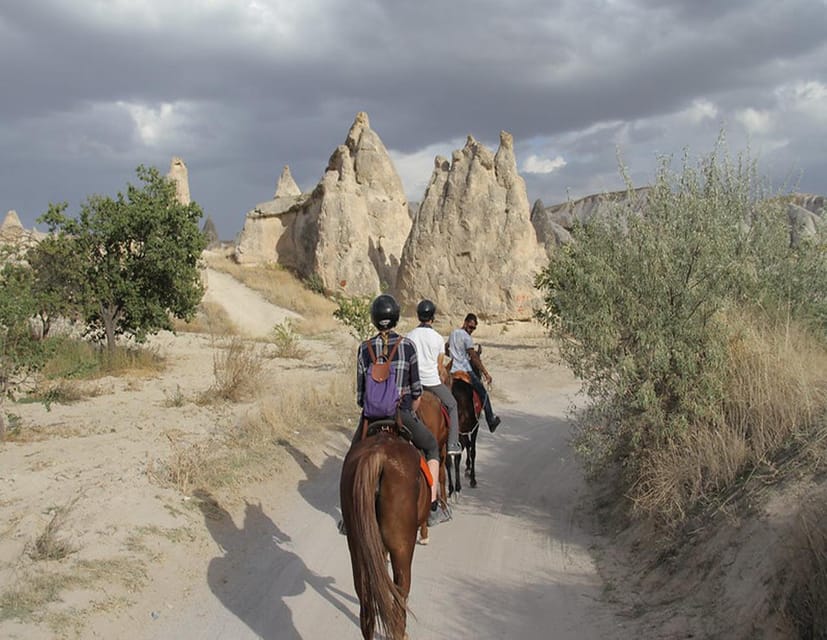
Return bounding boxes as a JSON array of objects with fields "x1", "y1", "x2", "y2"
[{"x1": 1, "y1": 269, "x2": 644, "y2": 639}]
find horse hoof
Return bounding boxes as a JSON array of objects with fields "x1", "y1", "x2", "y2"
[
  {"x1": 419, "y1": 535, "x2": 430, "y2": 546},
  {"x1": 470, "y1": 480, "x2": 477, "y2": 488}
]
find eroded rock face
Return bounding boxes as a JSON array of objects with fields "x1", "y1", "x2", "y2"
[
  {"x1": 234, "y1": 113, "x2": 411, "y2": 295},
  {"x1": 167, "y1": 156, "x2": 191, "y2": 205},
  {"x1": 396, "y1": 132, "x2": 545, "y2": 320},
  {"x1": 0, "y1": 210, "x2": 46, "y2": 260}
]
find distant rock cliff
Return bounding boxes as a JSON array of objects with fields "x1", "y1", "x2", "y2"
[{"x1": 235, "y1": 112, "x2": 411, "y2": 296}]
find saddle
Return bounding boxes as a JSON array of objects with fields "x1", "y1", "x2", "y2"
[
  {"x1": 359, "y1": 415, "x2": 433, "y2": 487},
  {"x1": 451, "y1": 371, "x2": 483, "y2": 418}
]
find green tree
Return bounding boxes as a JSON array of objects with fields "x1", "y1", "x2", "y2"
[
  {"x1": 24, "y1": 235, "x2": 87, "y2": 338},
  {"x1": 0, "y1": 255, "x2": 43, "y2": 439},
  {"x1": 38, "y1": 165, "x2": 208, "y2": 353}
]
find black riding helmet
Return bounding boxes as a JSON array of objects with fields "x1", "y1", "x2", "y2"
[
  {"x1": 416, "y1": 299, "x2": 436, "y2": 322},
  {"x1": 370, "y1": 294, "x2": 400, "y2": 330}
]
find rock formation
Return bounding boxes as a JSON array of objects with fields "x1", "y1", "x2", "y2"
[
  {"x1": 0, "y1": 210, "x2": 46, "y2": 259},
  {"x1": 167, "y1": 156, "x2": 191, "y2": 205},
  {"x1": 395, "y1": 132, "x2": 545, "y2": 320},
  {"x1": 234, "y1": 113, "x2": 411, "y2": 296},
  {"x1": 274, "y1": 165, "x2": 301, "y2": 198},
  {"x1": 201, "y1": 216, "x2": 221, "y2": 249}
]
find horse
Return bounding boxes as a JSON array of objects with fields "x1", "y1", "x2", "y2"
[
  {"x1": 448, "y1": 376, "x2": 481, "y2": 495},
  {"x1": 415, "y1": 390, "x2": 449, "y2": 544},
  {"x1": 340, "y1": 428, "x2": 431, "y2": 640}
]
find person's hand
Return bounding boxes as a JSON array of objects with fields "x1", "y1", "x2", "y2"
[{"x1": 412, "y1": 396, "x2": 421, "y2": 413}]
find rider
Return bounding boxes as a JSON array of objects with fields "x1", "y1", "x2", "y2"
[
  {"x1": 447, "y1": 313, "x2": 502, "y2": 432},
  {"x1": 406, "y1": 299, "x2": 461, "y2": 457},
  {"x1": 354, "y1": 294, "x2": 447, "y2": 525}
]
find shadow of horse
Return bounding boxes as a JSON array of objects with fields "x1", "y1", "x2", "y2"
[{"x1": 193, "y1": 490, "x2": 358, "y2": 639}]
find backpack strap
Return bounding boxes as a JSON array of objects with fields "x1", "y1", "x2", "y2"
[{"x1": 366, "y1": 336, "x2": 402, "y2": 365}]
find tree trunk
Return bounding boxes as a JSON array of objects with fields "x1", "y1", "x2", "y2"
[{"x1": 101, "y1": 303, "x2": 120, "y2": 355}]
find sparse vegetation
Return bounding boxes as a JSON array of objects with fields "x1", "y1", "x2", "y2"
[
  {"x1": 27, "y1": 503, "x2": 76, "y2": 561},
  {"x1": 268, "y1": 319, "x2": 308, "y2": 359},
  {"x1": 536, "y1": 140, "x2": 827, "y2": 531},
  {"x1": 200, "y1": 337, "x2": 264, "y2": 403},
  {"x1": 333, "y1": 294, "x2": 374, "y2": 341}
]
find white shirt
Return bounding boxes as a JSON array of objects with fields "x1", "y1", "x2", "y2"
[
  {"x1": 406, "y1": 324, "x2": 445, "y2": 387},
  {"x1": 448, "y1": 327, "x2": 474, "y2": 373}
]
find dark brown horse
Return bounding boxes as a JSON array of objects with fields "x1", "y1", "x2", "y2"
[
  {"x1": 448, "y1": 376, "x2": 481, "y2": 495},
  {"x1": 415, "y1": 390, "x2": 449, "y2": 544},
  {"x1": 340, "y1": 430, "x2": 431, "y2": 639}
]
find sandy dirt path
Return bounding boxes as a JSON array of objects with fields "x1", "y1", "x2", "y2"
[
  {"x1": 201, "y1": 268, "x2": 301, "y2": 336},
  {"x1": 107, "y1": 372, "x2": 629, "y2": 639}
]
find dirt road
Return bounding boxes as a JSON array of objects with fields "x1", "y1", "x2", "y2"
[{"x1": 113, "y1": 369, "x2": 628, "y2": 639}]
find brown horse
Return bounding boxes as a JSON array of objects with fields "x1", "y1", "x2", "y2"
[
  {"x1": 415, "y1": 390, "x2": 449, "y2": 544},
  {"x1": 448, "y1": 376, "x2": 481, "y2": 495},
  {"x1": 340, "y1": 430, "x2": 431, "y2": 639}
]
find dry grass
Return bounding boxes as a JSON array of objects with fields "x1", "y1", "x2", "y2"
[
  {"x1": 172, "y1": 300, "x2": 237, "y2": 336},
  {"x1": 631, "y1": 314, "x2": 827, "y2": 528},
  {"x1": 149, "y1": 376, "x2": 352, "y2": 495},
  {"x1": 198, "y1": 337, "x2": 264, "y2": 403},
  {"x1": 27, "y1": 502, "x2": 77, "y2": 561},
  {"x1": 0, "y1": 557, "x2": 146, "y2": 624},
  {"x1": 202, "y1": 254, "x2": 339, "y2": 334}
]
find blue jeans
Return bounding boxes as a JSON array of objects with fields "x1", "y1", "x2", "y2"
[{"x1": 468, "y1": 370, "x2": 496, "y2": 424}]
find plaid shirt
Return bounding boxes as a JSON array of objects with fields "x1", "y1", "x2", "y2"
[{"x1": 356, "y1": 331, "x2": 422, "y2": 411}]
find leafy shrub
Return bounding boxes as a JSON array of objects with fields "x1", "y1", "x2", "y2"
[
  {"x1": 269, "y1": 319, "x2": 308, "y2": 359},
  {"x1": 535, "y1": 140, "x2": 827, "y2": 525},
  {"x1": 333, "y1": 295, "x2": 374, "y2": 341}
]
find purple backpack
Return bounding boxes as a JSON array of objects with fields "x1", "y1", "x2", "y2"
[{"x1": 363, "y1": 339, "x2": 402, "y2": 419}]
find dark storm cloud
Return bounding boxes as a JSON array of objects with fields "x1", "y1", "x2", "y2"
[{"x1": 1, "y1": 0, "x2": 825, "y2": 238}]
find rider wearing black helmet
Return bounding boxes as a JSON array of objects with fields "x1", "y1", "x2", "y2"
[
  {"x1": 407, "y1": 299, "x2": 461, "y2": 457},
  {"x1": 353, "y1": 294, "x2": 446, "y2": 526}
]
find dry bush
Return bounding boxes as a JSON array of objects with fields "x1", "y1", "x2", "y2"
[
  {"x1": 631, "y1": 314, "x2": 827, "y2": 528},
  {"x1": 27, "y1": 502, "x2": 77, "y2": 561},
  {"x1": 147, "y1": 434, "x2": 223, "y2": 494},
  {"x1": 199, "y1": 337, "x2": 264, "y2": 403},
  {"x1": 781, "y1": 490, "x2": 827, "y2": 639},
  {"x1": 203, "y1": 255, "x2": 339, "y2": 333},
  {"x1": 254, "y1": 376, "x2": 352, "y2": 439},
  {"x1": 149, "y1": 377, "x2": 352, "y2": 495}
]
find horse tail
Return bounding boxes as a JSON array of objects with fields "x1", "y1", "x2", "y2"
[{"x1": 350, "y1": 447, "x2": 407, "y2": 637}]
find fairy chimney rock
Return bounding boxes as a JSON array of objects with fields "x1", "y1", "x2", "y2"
[
  {"x1": 235, "y1": 112, "x2": 411, "y2": 296},
  {"x1": 274, "y1": 165, "x2": 301, "y2": 198},
  {"x1": 396, "y1": 131, "x2": 545, "y2": 320},
  {"x1": 1, "y1": 209, "x2": 24, "y2": 234},
  {"x1": 167, "y1": 156, "x2": 191, "y2": 205},
  {"x1": 311, "y1": 112, "x2": 411, "y2": 293}
]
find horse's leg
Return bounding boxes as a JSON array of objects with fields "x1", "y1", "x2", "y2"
[
  {"x1": 388, "y1": 546, "x2": 413, "y2": 639},
  {"x1": 453, "y1": 446, "x2": 462, "y2": 498},
  {"x1": 469, "y1": 430, "x2": 478, "y2": 488}
]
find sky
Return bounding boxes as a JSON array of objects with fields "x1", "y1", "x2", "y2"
[{"x1": 2, "y1": 0, "x2": 825, "y2": 241}]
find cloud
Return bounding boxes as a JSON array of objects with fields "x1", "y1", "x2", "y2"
[
  {"x1": 735, "y1": 108, "x2": 774, "y2": 135},
  {"x1": 522, "y1": 154, "x2": 568, "y2": 174}
]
